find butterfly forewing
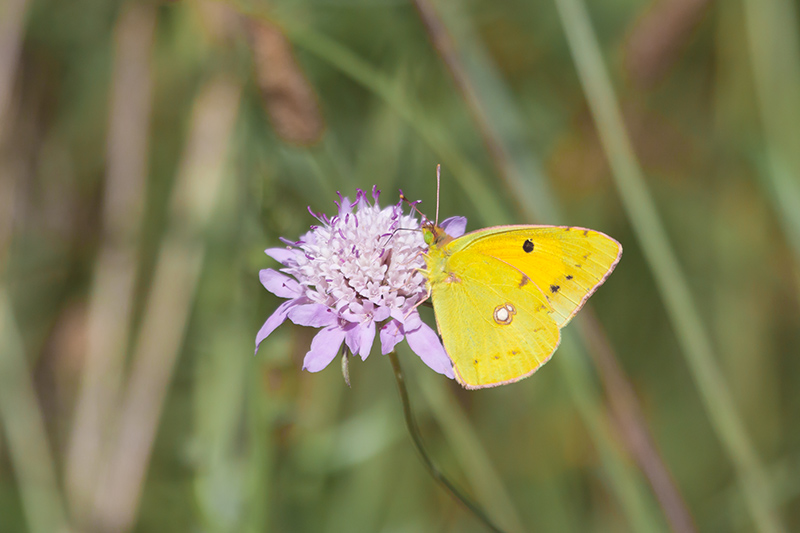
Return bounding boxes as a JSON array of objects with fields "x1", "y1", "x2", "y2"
[{"x1": 451, "y1": 226, "x2": 622, "y2": 328}]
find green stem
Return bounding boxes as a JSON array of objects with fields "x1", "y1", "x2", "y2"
[{"x1": 387, "y1": 351, "x2": 505, "y2": 533}]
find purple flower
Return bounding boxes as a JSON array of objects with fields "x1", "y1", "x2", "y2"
[{"x1": 256, "y1": 186, "x2": 465, "y2": 380}]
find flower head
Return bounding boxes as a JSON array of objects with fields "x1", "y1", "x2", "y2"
[{"x1": 256, "y1": 186, "x2": 465, "y2": 380}]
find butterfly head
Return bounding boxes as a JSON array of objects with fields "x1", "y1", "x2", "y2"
[
  {"x1": 399, "y1": 188, "x2": 452, "y2": 249},
  {"x1": 421, "y1": 220, "x2": 454, "y2": 249}
]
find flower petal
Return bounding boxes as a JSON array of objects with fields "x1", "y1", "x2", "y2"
[
  {"x1": 255, "y1": 299, "x2": 295, "y2": 355},
  {"x1": 373, "y1": 305, "x2": 391, "y2": 323},
  {"x1": 288, "y1": 304, "x2": 337, "y2": 328},
  {"x1": 343, "y1": 321, "x2": 374, "y2": 359},
  {"x1": 259, "y1": 269, "x2": 301, "y2": 298},
  {"x1": 395, "y1": 308, "x2": 422, "y2": 329},
  {"x1": 344, "y1": 322, "x2": 359, "y2": 355},
  {"x1": 303, "y1": 326, "x2": 346, "y2": 372},
  {"x1": 265, "y1": 247, "x2": 301, "y2": 266},
  {"x1": 440, "y1": 216, "x2": 467, "y2": 238},
  {"x1": 355, "y1": 321, "x2": 375, "y2": 360},
  {"x1": 405, "y1": 321, "x2": 454, "y2": 379},
  {"x1": 380, "y1": 320, "x2": 404, "y2": 354}
]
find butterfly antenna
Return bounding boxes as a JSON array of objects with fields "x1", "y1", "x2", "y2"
[
  {"x1": 399, "y1": 190, "x2": 428, "y2": 222},
  {"x1": 435, "y1": 164, "x2": 441, "y2": 226}
]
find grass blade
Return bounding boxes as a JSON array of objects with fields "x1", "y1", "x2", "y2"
[
  {"x1": 0, "y1": 289, "x2": 70, "y2": 533},
  {"x1": 552, "y1": 0, "x2": 785, "y2": 531},
  {"x1": 90, "y1": 76, "x2": 242, "y2": 532}
]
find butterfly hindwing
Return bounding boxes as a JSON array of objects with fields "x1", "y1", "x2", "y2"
[{"x1": 430, "y1": 251, "x2": 560, "y2": 388}]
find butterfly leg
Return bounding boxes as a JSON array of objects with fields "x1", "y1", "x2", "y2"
[{"x1": 403, "y1": 282, "x2": 431, "y2": 321}]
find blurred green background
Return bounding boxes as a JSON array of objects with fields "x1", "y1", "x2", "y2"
[{"x1": 1, "y1": 0, "x2": 799, "y2": 531}]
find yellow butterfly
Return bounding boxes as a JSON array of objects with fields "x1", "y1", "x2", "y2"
[{"x1": 418, "y1": 174, "x2": 622, "y2": 389}]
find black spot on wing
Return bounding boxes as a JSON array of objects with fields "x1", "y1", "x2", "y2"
[
  {"x1": 566, "y1": 275, "x2": 573, "y2": 280},
  {"x1": 523, "y1": 239, "x2": 534, "y2": 253},
  {"x1": 550, "y1": 284, "x2": 561, "y2": 294}
]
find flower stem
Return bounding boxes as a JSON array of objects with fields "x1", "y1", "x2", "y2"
[{"x1": 387, "y1": 351, "x2": 506, "y2": 533}]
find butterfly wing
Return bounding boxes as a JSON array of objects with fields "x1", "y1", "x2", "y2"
[
  {"x1": 427, "y1": 224, "x2": 621, "y2": 388},
  {"x1": 429, "y1": 251, "x2": 561, "y2": 389},
  {"x1": 446, "y1": 225, "x2": 622, "y2": 328}
]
